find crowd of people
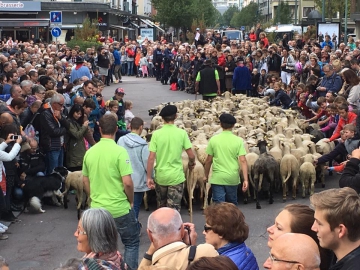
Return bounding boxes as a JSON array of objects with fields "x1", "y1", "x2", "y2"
[{"x1": 1, "y1": 24, "x2": 360, "y2": 270}]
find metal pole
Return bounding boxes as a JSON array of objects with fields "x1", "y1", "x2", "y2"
[
  {"x1": 268, "y1": 0, "x2": 270, "y2": 22},
  {"x1": 345, "y1": 0, "x2": 348, "y2": 46},
  {"x1": 295, "y1": 0, "x2": 298, "y2": 24},
  {"x1": 322, "y1": 0, "x2": 325, "y2": 22}
]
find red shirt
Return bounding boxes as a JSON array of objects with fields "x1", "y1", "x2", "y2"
[
  {"x1": 218, "y1": 55, "x2": 226, "y2": 67},
  {"x1": 329, "y1": 111, "x2": 357, "y2": 141},
  {"x1": 298, "y1": 101, "x2": 312, "y2": 119},
  {"x1": 249, "y1": 33, "x2": 256, "y2": 42}
]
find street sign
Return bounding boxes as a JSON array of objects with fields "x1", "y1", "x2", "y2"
[
  {"x1": 51, "y1": 27, "x2": 62, "y2": 38},
  {"x1": 50, "y1": 11, "x2": 62, "y2": 24},
  {"x1": 241, "y1": 26, "x2": 245, "y2": 31}
]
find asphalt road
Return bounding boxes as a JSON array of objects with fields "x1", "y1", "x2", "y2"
[{"x1": 0, "y1": 76, "x2": 341, "y2": 270}]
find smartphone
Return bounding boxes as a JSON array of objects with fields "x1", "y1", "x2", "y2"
[{"x1": 11, "y1": 135, "x2": 19, "y2": 140}]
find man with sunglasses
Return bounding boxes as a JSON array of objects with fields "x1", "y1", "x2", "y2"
[
  {"x1": 263, "y1": 233, "x2": 320, "y2": 270},
  {"x1": 39, "y1": 94, "x2": 69, "y2": 175}
]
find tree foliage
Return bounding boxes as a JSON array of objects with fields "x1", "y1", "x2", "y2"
[
  {"x1": 214, "y1": 9, "x2": 225, "y2": 27},
  {"x1": 230, "y1": 3, "x2": 262, "y2": 28},
  {"x1": 273, "y1": 2, "x2": 292, "y2": 24},
  {"x1": 68, "y1": 17, "x2": 101, "y2": 51},
  {"x1": 313, "y1": 0, "x2": 346, "y2": 21},
  {"x1": 222, "y1": 5, "x2": 240, "y2": 26},
  {"x1": 151, "y1": 0, "x2": 217, "y2": 30}
]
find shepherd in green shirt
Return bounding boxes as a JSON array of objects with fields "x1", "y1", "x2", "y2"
[
  {"x1": 204, "y1": 113, "x2": 249, "y2": 205},
  {"x1": 147, "y1": 104, "x2": 196, "y2": 211}
]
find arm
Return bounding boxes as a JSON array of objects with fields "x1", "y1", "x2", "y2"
[
  {"x1": 317, "y1": 143, "x2": 346, "y2": 164},
  {"x1": 0, "y1": 143, "x2": 21, "y2": 162},
  {"x1": 204, "y1": 155, "x2": 213, "y2": 180},
  {"x1": 83, "y1": 176, "x2": 90, "y2": 196},
  {"x1": 122, "y1": 175, "x2": 134, "y2": 206},
  {"x1": 84, "y1": 127, "x2": 96, "y2": 146},
  {"x1": 185, "y1": 148, "x2": 195, "y2": 164},
  {"x1": 40, "y1": 111, "x2": 68, "y2": 137},
  {"x1": 68, "y1": 123, "x2": 88, "y2": 139},
  {"x1": 339, "y1": 157, "x2": 360, "y2": 192},
  {"x1": 239, "y1": 155, "x2": 248, "y2": 192},
  {"x1": 146, "y1": 151, "x2": 156, "y2": 188},
  {"x1": 329, "y1": 119, "x2": 343, "y2": 141}
]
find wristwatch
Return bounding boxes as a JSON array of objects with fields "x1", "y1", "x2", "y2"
[{"x1": 144, "y1": 253, "x2": 153, "y2": 261}]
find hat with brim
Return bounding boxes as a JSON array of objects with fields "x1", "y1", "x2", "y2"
[
  {"x1": 115, "y1": 88, "x2": 125, "y2": 95},
  {"x1": 159, "y1": 105, "x2": 177, "y2": 117},
  {"x1": 219, "y1": 113, "x2": 236, "y2": 125}
]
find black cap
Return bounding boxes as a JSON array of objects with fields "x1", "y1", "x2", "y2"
[
  {"x1": 219, "y1": 113, "x2": 236, "y2": 125},
  {"x1": 236, "y1": 57, "x2": 244, "y2": 63},
  {"x1": 159, "y1": 105, "x2": 177, "y2": 117},
  {"x1": 75, "y1": 56, "x2": 84, "y2": 63}
]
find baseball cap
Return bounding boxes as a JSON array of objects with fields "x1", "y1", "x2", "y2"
[{"x1": 115, "y1": 88, "x2": 125, "y2": 95}]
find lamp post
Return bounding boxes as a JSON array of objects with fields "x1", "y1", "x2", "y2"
[
  {"x1": 295, "y1": 0, "x2": 297, "y2": 24},
  {"x1": 322, "y1": 0, "x2": 325, "y2": 22},
  {"x1": 345, "y1": 0, "x2": 348, "y2": 45}
]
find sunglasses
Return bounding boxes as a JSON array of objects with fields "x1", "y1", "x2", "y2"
[
  {"x1": 268, "y1": 252, "x2": 300, "y2": 264},
  {"x1": 204, "y1": 225, "x2": 212, "y2": 232}
]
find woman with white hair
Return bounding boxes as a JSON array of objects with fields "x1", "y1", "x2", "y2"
[{"x1": 74, "y1": 208, "x2": 127, "y2": 270}]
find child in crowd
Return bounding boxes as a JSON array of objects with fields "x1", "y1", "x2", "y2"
[
  {"x1": 96, "y1": 93, "x2": 105, "y2": 108},
  {"x1": 185, "y1": 76, "x2": 195, "y2": 94},
  {"x1": 298, "y1": 93, "x2": 312, "y2": 119},
  {"x1": 93, "y1": 69, "x2": 102, "y2": 80},
  {"x1": 124, "y1": 100, "x2": 134, "y2": 130},
  {"x1": 320, "y1": 104, "x2": 339, "y2": 137},
  {"x1": 269, "y1": 82, "x2": 295, "y2": 109},
  {"x1": 296, "y1": 83, "x2": 306, "y2": 102},
  {"x1": 305, "y1": 96, "x2": 328, "y2": 123},
  {"x1": 139, "y1": 53, "x2": 149, "y2": 78},
  {"x1": 251, "y1": 69, "x2": 260, "y2": 97},
  {"x1": 259, "y1": 69, "x2": 267, "y2": 87},
  {"x1": 108, "y1": 100, "x2": 119, "y2": 114}
]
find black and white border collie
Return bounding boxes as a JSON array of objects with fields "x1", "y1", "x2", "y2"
[{"x1": 22, "y1": 167, "x2": 69, "y2": 213}]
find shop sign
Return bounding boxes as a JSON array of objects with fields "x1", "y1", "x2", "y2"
[{"x1": 0, "y1": 1, "x2": 41, "y2": 11}]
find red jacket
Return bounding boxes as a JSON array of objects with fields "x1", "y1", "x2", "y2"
[
  {"x1": 329, "y1": 111, "x2": 357, "y2": 141},
  {"x1": 218, "y1": 54, "x2": 226, "y2": 67},
  {"x1": 249, "y1": 33, "x2": 256, "y2": 42},
  {"x1": 298, "y1": 101, "x2": 312, "y2": 119}
]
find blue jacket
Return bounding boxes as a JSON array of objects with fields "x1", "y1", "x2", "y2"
[
  {"x1": 319, "y1": 72, "x2": 342, "y2": 96},
  {"x1": 70, "y1": 66, "x2": 92, "y2": 83},
  {"x1": 70, "y1": 90, "x2": 100, "y2": 128},
  {"x1": 113, "y1": 50, "x2": 121, "y2": 65},
  {"x1": 218, "y1": 242, "x2": 259, "y2": 270},
  {"x1": 117, "y1": 133, "x2": 152, "y2": 192},
  {"x1": 232, "y1": 66, "x2": 251, "y2": 91}
]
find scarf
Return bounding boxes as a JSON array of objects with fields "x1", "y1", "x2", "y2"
[
  {"x1": 82, "y1": 251, "x2": 127, "y2": 270},
  {"x1": 75, "y1": 63, "x2": 83, "y2": 70}
]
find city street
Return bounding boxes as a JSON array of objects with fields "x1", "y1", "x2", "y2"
[{"x1": 0, "y1": 76, "x2": 340, "y2": 270}]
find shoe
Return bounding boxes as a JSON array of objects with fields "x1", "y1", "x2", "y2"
[
  {"x1": 11, "y1": 203, "x2": 23, "y2": 212},
  {"x1": 114, "y1": 80, "x2": 118, "y2": 83},
  {"x1": 0, "y1": 223, "x2": 8, "y2": 231},
  {"x1": 0, "y1": 213, "x2": 15, "y2": 222},
  {"x1": 118, "y1": 80, "x2": 122, "y2": 83},
  {"x1": 106, "y1": 83, "x2": 110, "y2": 86},
  {"x1": 0, "y1": 234, "x2": 8, "y2": 240},
  {"x1": 0, "y1": 227, "x2": 5, "y2": 233}
]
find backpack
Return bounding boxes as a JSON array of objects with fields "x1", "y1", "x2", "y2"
[{"x1": 24, "y1": 112, "x2": 40, "y2": 140}]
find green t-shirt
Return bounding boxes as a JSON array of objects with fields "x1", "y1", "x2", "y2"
[
  {"x1": 149, "y1": 124, "x2": 192, "y2": 186},
  {"x1": 196, "y1": 69, "x2": 219, "y2": 96},
  {"x1": 82, "y1": 138, "x2": 133, "y2": 218},
  {"x1": 206, "y1": 131, "x2": 247, "y2": 185}
]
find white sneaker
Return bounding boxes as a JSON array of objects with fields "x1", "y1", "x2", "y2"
[
  {"x1": 0, "y1": 223, "x2": 8, "y2": 231},
  {"x1": 0, "y1": 227, "x2": 5, "y2": 234}
]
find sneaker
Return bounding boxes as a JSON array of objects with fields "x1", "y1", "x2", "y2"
[
  {"x1": 0, "y1": 227, "x2": 5, "y2": 233},
  {"x1": 0, "y1": 234, "x2": 8, "y2": 240},
  {"x1": 0, "y1": 223, "x2": 8, "y2": 231}
]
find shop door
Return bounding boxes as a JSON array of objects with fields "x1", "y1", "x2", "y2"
[
  {"x1": 1, "y1": 29, "x2": 15, "y2": 41},
  {"x1": 16, "y1": 29, "x2": 30, "y2": 42}
]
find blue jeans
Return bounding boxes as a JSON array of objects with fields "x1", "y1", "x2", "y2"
[
  {"x1": 133, "y1": 192, "x2": 144, "y2": 221},
  {"x1": 121, "y1": 62, "x2": 127, "y2": 75},
  {"x1": 45, "y1": 149, "x2": 64, "y2": 175},
  {"x1": 114, "y1": 209, "x2": 139, "y2": 270},
  {"x1": 127, "y1": 61, "x2": 134, "y2": 76},
  {"x1": 211, "y1": 184, "x2": 238, "y2": 205}
]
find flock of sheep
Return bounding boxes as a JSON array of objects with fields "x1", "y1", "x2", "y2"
[{"x1": 148, "y1": 92, "x2": 335, "y2": 212}]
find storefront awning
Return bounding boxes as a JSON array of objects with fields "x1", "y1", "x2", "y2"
[
  {"x1": 0, "y1": 18, "x2": 49, "y2": 27},
  {"x1": 110, "y1": 25, "x2": 135, "y2": 31},
  {"x1": 141, "y1": 19, "x2": 165, "y2": 32}
]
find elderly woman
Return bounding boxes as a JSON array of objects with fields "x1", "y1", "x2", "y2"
[
  {"x1": 267, "y1": 204, "x2": 331, "y2": 270},
  {"x1": 75, "y1": 208, "x2": 127, "y2": 269},
  {"x1": 203, "y1": 203, "x2": 258, "y2": 270}
]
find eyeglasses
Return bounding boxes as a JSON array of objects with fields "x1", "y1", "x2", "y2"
[
  {"x1": 76, "y1": 228, "x2": 87, "y2": 235},
  {"x1": 57, "y1": 102, "x2": 64, "y2": 106},
  {"x1": 268, "y1": 252, "x2": 300, "y2": 264},
  {"x1": 204, "y1": 225, "x2": 212, "y2": 232}
]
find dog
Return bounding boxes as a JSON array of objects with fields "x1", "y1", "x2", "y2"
[
  {"x1": 62, "y1": 170, "x2": 90, "y2": 220},
  {"x1": 22, "y1": 167, "x2": 69, "y2": 213}
]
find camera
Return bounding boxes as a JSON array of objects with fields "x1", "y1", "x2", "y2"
[
  {"x1": 148, "y1": 108, "x2": 158, "y2": 116},
  {"x1": 11, "y1": 135, "x2": 19, "y2": 140}
]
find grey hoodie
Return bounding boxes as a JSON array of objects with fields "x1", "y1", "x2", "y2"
[{"x1": 117, "y1": 133, "x2": 150, "y2": 192}]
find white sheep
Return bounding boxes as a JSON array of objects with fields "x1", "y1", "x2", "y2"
[
  {"x1": 299, "y1": 154, "x2": 317, "y2": 198},
  {"x1": 280, "y1": 143, "x2": 300, "y2": 201}
]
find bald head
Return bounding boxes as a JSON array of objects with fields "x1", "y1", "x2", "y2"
[
  {"x1": 0, "y1": 113, "x2": 14, "y2": 126},
  {"x1": 147, "y1": 207, "x2": 183, "y2": 247},
  {"x1": 264, "y1": 233, "x2": 320, "y2": 270}
]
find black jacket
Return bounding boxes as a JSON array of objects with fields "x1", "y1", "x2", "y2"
[
  {"x1": 19, "y1": 151, "x2": 46, "y2": 177},
  {"x1": 198, "y1": 66, "x2": 218, "y2": 95},
  {"x1": 339, "y1": 158, "x2": 360, "y2": 193},
  {"x1": 269, "y1": 90, "x2": 293, "y2": 107},
  {"x1": 39, "y1": 107, "x2": 69, "y2": 152},
  {"x1": 329, "y1": 246, "x2": 360, "y2": 270},
  {"x1": 267, "y1": 53, "x2": 282, "y2": 72}
]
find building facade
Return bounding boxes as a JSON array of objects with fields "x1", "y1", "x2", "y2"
[{"x1": 0, "y1": 0, "x2": 163, "y2": 43}]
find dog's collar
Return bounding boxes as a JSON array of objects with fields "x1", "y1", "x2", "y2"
[{"x1": 52, "y1": 170, "x2": 66, "y2": 182}]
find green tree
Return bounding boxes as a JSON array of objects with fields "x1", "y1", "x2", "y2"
[
  {"x1": 214, "y1": 9, "x2": 225, "y2": 27},
  {"x1": 223, "y1": 5, "x2": 240, "y2": 26},
  {"x1": 313, "y1": 0, "x2": 346, "y2": 21},
  {"x1": 191, "y1": 0, "x2": 217, "y2": 27},
  {"x1": 230, "y1": 3, "x2": 262, "y2": 28},
  {"x1": 67, "y1": 17, "x2": 101, "y2": 51},
  {"x1": 273, "y1": 2, "x2": 292, "y2": 24}
]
